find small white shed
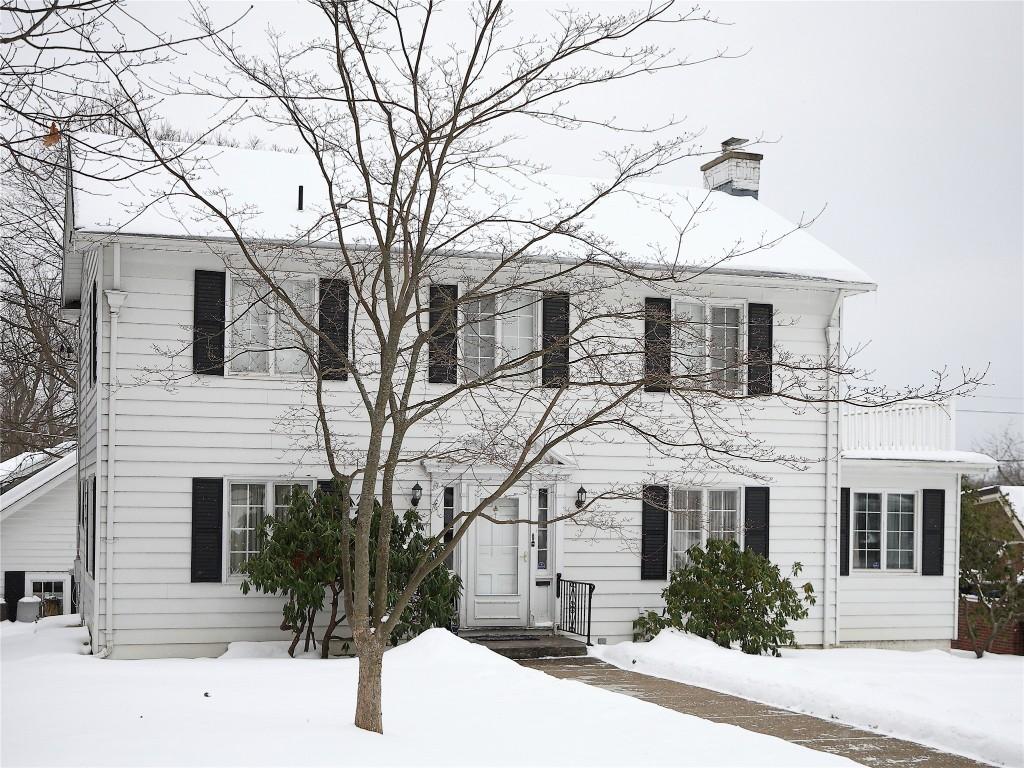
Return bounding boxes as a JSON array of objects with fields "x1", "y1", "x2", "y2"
[{"x1": 1, "y1": 450, "x2": 78, "y2": 620}]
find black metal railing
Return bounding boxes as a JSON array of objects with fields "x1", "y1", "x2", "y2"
[{"x1": 556, "y1": 573, "x2": 596, "y2": 645}]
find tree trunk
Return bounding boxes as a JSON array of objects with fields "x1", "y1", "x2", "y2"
[{"x1": 354, "y1": 634, "x2": 386, "y2": 733}]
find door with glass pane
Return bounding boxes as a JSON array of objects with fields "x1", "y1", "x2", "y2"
[{"x1": 468, "y1": 497, "x2": 529, "y2": 626}]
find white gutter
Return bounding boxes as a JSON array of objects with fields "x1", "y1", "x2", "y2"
[
  {"x1": 100, "y1": 241, "x2": 127, "y2": 657},
  {"x1": 953, "y1": 472, "x2": 963, "y2": 639},
  {"x1": 90, "y1": 246, "x2": 103, "y2": 655},
  {"x1": 823, "y1": 289, "x2": 847, "y2": 648}
]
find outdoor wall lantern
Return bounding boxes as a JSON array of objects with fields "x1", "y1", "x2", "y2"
[
  {"x1": 411, "y1": 483, "x2": 423, "y2": 507},
  {"x1": 576, "y1": 486, "x2": 587, "y2": 509}
]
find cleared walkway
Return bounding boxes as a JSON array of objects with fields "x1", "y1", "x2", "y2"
[{"x1": 521, "y1": 656, "x2": 992, "y2": 768}]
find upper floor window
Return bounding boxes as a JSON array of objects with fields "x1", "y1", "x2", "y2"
[
  {"x1": 670, "y1": 487, "x2": 740, "y2": 570},
  {"x1": 464, "y1": 292, "x2": 537, "y2": 380},
  {"x1": 227, "y1": 480, "x2": 312, "y2": 574},
  {"x1": 672, "y1": 301, "x2": 743, "y2": 391},
  {"x1": 228, "y1": 276, "x2": 315, "y2": 375},
  {"x1": 852, "y1": 491, "x2": 916, "y2": 571}
]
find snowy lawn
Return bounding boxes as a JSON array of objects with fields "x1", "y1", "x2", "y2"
[
  {"x1": 1, "y1": 617, "x2": 862, "y2": 768},
  {"x1": 595, "y1": 631, "x2": 1024, "y2": 767}
]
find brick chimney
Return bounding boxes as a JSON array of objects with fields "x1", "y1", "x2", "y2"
[{"x1": 700, "y1": 137, "x2": 763, "y2": 199}]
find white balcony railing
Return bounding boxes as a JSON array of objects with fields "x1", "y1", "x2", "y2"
[{"x1": 841, "y1": 400, "x2": 955, "y2": 453}]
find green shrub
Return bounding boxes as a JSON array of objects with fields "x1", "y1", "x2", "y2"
[
  {"x1": 633, "y1": 539, "x2": 815, "y2": 656},
  {"x1": 241, "y1": 483, "x2": 460, "y2": 657}
]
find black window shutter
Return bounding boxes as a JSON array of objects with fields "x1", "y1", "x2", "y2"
[
  {"x1": 319, "y1": 279, "x2": 349, "y2": 381},
  {"x1": 428, "y1": 285, "x2": 458, "y2": 384},
  {"x1": 89, "y1": 476, "x2": 97, "y2": 576},
  {"x1": 744, "y1": 487, "x2": 770, "y2": 558},
  {"x1": 922, "y1": 489, "x2": 945, "y2": 576},
  {"x1": 91, "y1": 282, "x2": 98, "y2": 384},
  {"x1": 747, "y1": 303, "x2": 773, "y2": 396},
  {"x1": 644, "y1": 298, "x2": 671, "y2": 392},
  {"x1": 193, "y1": 270, "x2": 226, "y2": 375},
  {"x1": 840, "y1": 487, "x2": 850, "y2": 576},
  {"x1": 317, "y1": 479, "x2": 335, "y2": 496},
  {"x1": 191, "y1": 478, "x2": 223, "y2": 583},
  {"x1": 641, "y1": 485, "x2": 669, "y2": 580},
  {"x1": 4, "y1": 571, "x2": 25, "y2": 622},
  {"x1": 541, "y1": 292, "x2": 570, "y2": 387}
]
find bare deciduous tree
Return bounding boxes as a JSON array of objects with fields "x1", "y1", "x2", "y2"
[
  {"x1": 975, "y1": 427, "x2": 1024, "y2": 487},
  {"x1": 49, "y1": 0, "x2": 982, "y2": 733},
  {"x1": 0, "y1": 147, "x2": 76, "y2": 459}
]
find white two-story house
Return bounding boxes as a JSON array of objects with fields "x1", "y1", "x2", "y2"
[{"x1": 62, "y1": 134, "x2": 994, "y2": 659}]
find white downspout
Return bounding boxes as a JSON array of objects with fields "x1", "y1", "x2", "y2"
[
  {"x1": 100, "y1": 242, "x2": 126, "y2": 657},
  {"x1": 823, "y1": 289, "x2": 846, "y2": 648}
]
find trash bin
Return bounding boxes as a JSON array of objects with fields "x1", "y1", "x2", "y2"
[
  {"x1": 0, "y1": 598, "x2": 6, "y2": 622},
  {"x1": 17, "y1": 596, "x2": 41, "y2": 622}
]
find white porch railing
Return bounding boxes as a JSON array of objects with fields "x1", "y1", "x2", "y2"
[{"x1": 841, "y1": 400, "x2": 956, "y2": 453}]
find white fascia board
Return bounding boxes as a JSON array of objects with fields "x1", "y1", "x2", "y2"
[
  {"x1": 73, "y1": 230, "x2": 878, "y2": 295},
  {"x1": 841, "y1": 454, "x2": 996, "y2": 476}
]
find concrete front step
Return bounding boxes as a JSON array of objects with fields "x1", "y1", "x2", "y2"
[{"x1": 460, "y1": 629, "x2": 588, "y2": 659}]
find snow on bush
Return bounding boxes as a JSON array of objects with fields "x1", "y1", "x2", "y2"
[{"x1": 597, "y1": 630, "x2": 1023, "y2": 767}]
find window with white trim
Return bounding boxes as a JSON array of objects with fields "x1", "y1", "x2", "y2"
[
  {"x1": 670, "y1": 488, "x2": 741, "y2": 569},
  {"x1": 228, "y1": 275, "x2": 315, "y2": 375},
  {"x1": 672, "y1": 300, "x2": 744, "y2": 391},
  {"x1": 227, "y1": 480, "x2": 313, "y2": 574},
  {"x1": 464, "y1": 292, "x2": 537, "y2": 379},
  {"x1": 852, "y1": 491, "x2": 916, "y2": 571},
  {"x1": 31, "y1": 578, "x2": 66, "y2": 617}
]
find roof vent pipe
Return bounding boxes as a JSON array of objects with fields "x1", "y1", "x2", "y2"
[
  {"x1": 297, "y1": 185, "x2": 304, "y2": 211},
  {"x1": 700, "y1": 137, "x2": 763, "y2": 199}
]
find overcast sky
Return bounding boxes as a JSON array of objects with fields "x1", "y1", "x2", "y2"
[{"x1": 137, "y1": 0, "x2": 1023, "y2": 450}]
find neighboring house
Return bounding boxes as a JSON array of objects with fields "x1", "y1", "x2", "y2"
[
  {"x1": 950, "y1": 485, "x2": 1024, "y2": 655},
  {"x1": 62, "y1": 134, "x2": 994, "y2": 659},
  {"x1": 1, "y1": 448, "x2": 79, "y2": 619}
]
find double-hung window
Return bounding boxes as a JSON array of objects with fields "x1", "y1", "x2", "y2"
[
  {"x1": 852, "y1": 491, "x2": 916, "y2": 571},
  {"x1": 227, "y1": 480, "x2": 313, "y2": 574},
  {"x1": 672, "y1": 300, "x2": 743, "y2": 392},
  {"x1": 464, "y1": 292, "x2": 537, "y2": 380},
  {"x1": 228, "y1": 275, "x2": 315, "y2": 375},
  {"x1": 669, "y1": 488, "x2": 741, "y2": 569}
]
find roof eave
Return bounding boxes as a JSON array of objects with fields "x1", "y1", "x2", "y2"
[
  {"x1": 841, "y1": 455, "x2": 996, "y2": 474},
  {"x1": 72, "y1": 229, "x2": 878, "y2": 293}
]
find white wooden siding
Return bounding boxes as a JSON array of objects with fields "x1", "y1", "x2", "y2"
[
  {"x1": 1, "y1": 471, "x2": 77, "y2": 595},
  {"x1": 76, "y1": 245, "x2": 102, "y2": 646},
  {"x1": 78, "y1": 235, "x2": 853, "y2": 657},
  {"x1": 838, "y1": 464, "x2": 959, "y2": 644}
]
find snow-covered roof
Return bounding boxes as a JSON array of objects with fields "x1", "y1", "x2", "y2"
[
  {"x1": 0, "y1": 442, "x2": 76, "y2": 486},
  {"x1": 0, "y1": 450, "x2": 77, "y2": 518},
  {"x1": 68, "y1": 134, "x2": 875, "y2": 289},
  {"x1": 841, "y1": 449, "x2": 997, "y2": 472},
  {"x1": 1000, "y1": 486, "x2": 1024, "y2": 527}
]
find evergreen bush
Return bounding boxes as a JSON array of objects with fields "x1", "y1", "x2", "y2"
[
  {"x1": 633, "y1": 539, "x2": 815, "y2": 656},
  {"x1": 241, "y1": 483, "x2": 460, "y2": 657}
]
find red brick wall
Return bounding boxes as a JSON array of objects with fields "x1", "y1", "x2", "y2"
[{"x1": 952, "y1": 598, "x2": 1024, "y2": 655}]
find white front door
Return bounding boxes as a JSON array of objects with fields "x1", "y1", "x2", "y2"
[{"x1": 468, "y1": 497, "x2": 529, "y2": 626}]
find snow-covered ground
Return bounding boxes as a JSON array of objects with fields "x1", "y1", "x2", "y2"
[
  {"x1": 595, "y1": 631, "x2": 1024, "y2": 767},
  {"x1": 1, "y1": 617, "x2": 860, "y2": 767}
]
